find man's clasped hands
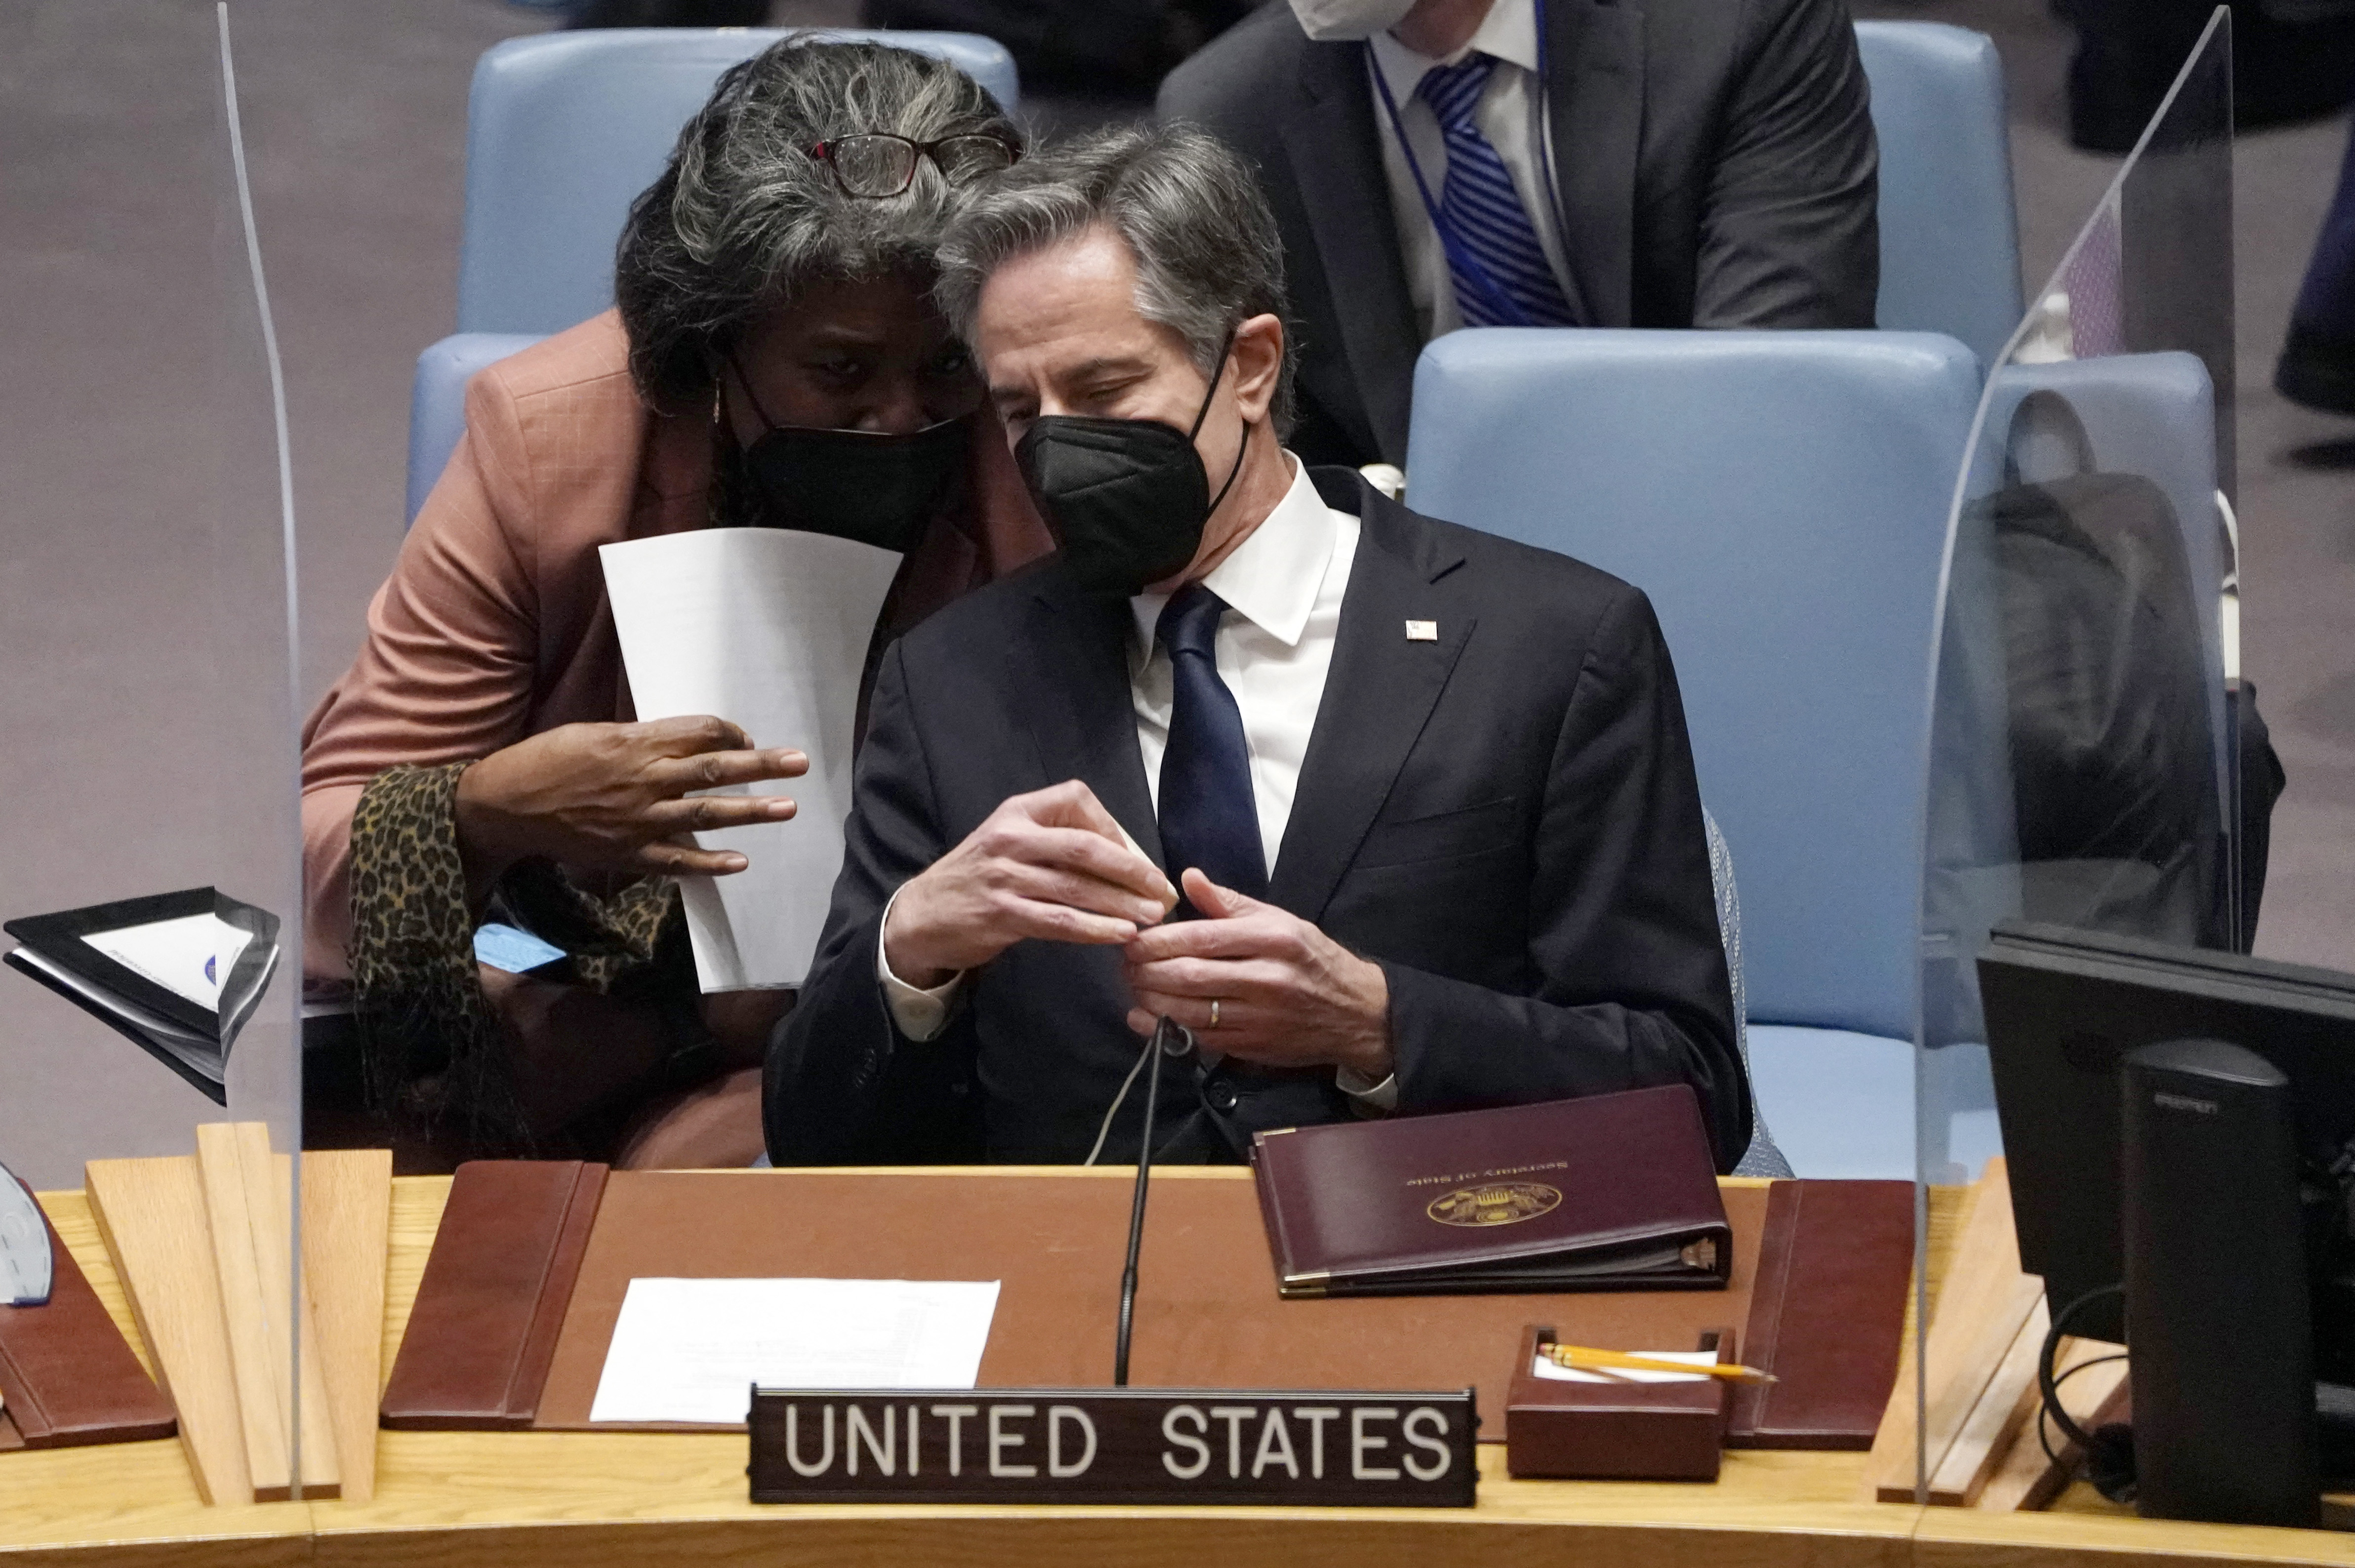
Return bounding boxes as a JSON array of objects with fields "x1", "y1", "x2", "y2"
[{"x1": 883, "y1": 780, "x2": 1395, "y2": 1081}]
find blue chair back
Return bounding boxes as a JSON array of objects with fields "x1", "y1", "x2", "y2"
[
  {"x1": 1403, "y1": 329, "x2": 1978, "y2": 1041},
  {"x1": 408, "y1": 333, "x2": 545, "y2": 523},
  {"x1": 1856, "y1": 22, "x2": 2023, "y2": 368},
  {"x1": 457, "y1": 29, "x2": 1019, "y2": 336}
]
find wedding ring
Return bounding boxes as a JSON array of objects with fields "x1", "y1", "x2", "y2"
[{"x1": 1209, "y1": 998, "x2": 1222, "y2": 1031}]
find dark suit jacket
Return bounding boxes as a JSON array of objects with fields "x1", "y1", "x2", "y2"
[
  {"x1": 1157, "y1": 0, "x2": 1881, "y2": 467},
  {"x1": 766, "y1": 470, "x2": 1748, "y2": 1169}
]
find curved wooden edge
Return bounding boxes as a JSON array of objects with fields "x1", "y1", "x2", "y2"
[
  {"x1": 1914, "y1": 1503, "x2": 2355, "y2": 1568},
  {"x1": 9, "y1": 1177, "x2": 2353, "y2": 1568}
]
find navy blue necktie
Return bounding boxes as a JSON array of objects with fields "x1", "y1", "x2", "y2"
[
  {"x1": 1418, "y1": 53, "x2": 1578, "y2": 328},
  {"x1": 1155, "y1": 584, "x2": 1267, "y2": 911}
]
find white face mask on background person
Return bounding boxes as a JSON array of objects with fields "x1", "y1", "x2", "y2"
[{"x1": 1285, "y1": 0, "x2": 1419, "y2": 41}]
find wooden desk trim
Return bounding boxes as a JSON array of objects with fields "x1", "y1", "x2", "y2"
[{"x1": 0, "y1": 1172, "x2": 2349, "y2": 1568}]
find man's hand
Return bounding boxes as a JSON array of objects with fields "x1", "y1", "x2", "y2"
[
  {"x1": 455, "y1": 716, "x2": 806, "y2": 883},
  {"x1": 1122, "y1": 869, "x2": 1394, "y2": 1081},
  {"x1": 884, "y1": 780, "x2": 1179, "y2": 988}
]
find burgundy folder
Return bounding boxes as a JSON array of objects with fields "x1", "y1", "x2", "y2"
[{"x1": 1249, "y1": 1087, "x2": 1733, "y2": 1296}]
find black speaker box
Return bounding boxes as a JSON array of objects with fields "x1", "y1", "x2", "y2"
[{"x1": 2121, "y1": 1038, "x2": 2319, "y2": 1526}]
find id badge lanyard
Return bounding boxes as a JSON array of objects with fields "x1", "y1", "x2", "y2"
[{"x1": 1366, "y1": 0, "x2": 1574, "y2": 330}]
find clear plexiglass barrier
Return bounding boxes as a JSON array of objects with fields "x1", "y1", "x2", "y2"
[
  {"x1": 1907, "y1": 7, "x2": 2235, "y2": 1504},
  {"x1": 0, "y1": 5, "x2": 326, "y2": 1500}
]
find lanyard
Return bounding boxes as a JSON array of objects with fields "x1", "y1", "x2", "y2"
[{"x1": 1364, "y1": 0, "x2": 1572, "y2": 330}]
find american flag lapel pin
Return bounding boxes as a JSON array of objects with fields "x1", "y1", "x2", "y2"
[{"x1": 1404, "y1": 619, "x2": 1438, "y2": 642}]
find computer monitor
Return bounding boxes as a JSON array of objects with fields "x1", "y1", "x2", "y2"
[{"x1": 1979, "y1": 920, "x2": 2355, "y2": 1348}]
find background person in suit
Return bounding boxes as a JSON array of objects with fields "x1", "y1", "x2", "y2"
[
  {"x1": 765, "y1": 124, "x2": 1747, "y2": 1169},
  {"x1": 1156, "y1": 0, "x2": 1880, "y2": 470}
]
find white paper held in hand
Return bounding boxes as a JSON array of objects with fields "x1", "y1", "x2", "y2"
[
  {"x1": 588, "y1": 1277, "x2": 1002, "y2": 1425},
  {"x1": 600, "y1": 528, "x2": 903, "y2": 991}
]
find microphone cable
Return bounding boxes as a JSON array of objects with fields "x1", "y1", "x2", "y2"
[
  {"x1": 1085, "y1": 1011, "x2": 1203, "y2": 1166},
  {"x1": 1112, "y1": 1015, "x2": 1194, "y2": 1387},
  {"x1": 1083, "y1": 1028, "x2": 1158, "y2": 1167}
]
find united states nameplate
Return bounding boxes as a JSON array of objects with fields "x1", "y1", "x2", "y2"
[{"x1": 748, "y1": 1387, "x2": 1477, "y2": 1506}]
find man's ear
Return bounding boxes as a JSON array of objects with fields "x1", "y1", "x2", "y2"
[{"x1": 1229, "y1": 313, "x2": 1285, "y2": 425}]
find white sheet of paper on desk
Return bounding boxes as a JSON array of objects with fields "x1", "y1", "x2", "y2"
[
  {"x1": 1531, "y1": 1349, "x2": 1716, "y2": 1384},
  {"x1": 588, "y1": 1277, "x2": 1001, "y2": 1425},
  {"x1": 601, "y1": 528, "x2": 901, "y2": 991}
]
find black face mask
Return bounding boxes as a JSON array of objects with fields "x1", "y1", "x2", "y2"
[
  {"x1": 1013, "y1": 337, "x2": 1250, "y2": 596},
  {"x1": 728, "y1": 359, "x2": 967, "y2": 553}
]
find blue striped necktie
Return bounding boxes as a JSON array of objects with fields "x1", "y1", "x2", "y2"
[{"x1": 1417, "y1": 52, "x2": 1577, "y2": 328}]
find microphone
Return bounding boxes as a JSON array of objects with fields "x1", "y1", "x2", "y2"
[{"x1": 1113, "y1": 1015, "x2": 1194, "y2": 1387}]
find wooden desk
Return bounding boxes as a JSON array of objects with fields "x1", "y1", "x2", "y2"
[{"x1": 4, "y1": 1171, "x2": 2353, "y2": 1568}]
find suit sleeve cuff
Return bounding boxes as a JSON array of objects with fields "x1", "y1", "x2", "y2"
[
  {"x1": 875, "y1": 884, "x2": 964, "y2": 1042},
  {"x1": 1334, "y1": 1064, "x2": 1399, "y2": 1114}
]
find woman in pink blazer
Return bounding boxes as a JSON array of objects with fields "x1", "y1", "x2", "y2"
[{"x1": 301, "y1": 39, "x2": 1050, "y2": 1169}]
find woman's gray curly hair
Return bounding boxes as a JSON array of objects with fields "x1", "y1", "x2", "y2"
[{"x1": 615, "y1": 36, "x2": 1018, "y2": 413}]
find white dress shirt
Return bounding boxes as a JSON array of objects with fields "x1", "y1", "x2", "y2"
[
  {"x1": 878, "y1": 457, "x2": 1396, "y2": 1108},
  {"x1": 1366, "y1": 0, "x2": 1577, "y2": 341},
  {"x1": 1124, "y1": 453, "x2": 1355, "y2": 870}
]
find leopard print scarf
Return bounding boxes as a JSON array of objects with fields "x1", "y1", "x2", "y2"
[{"x1": 347, "y1": 761, "x2": 681, "y2": 1153}]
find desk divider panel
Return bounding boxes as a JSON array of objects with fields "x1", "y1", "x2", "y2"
[
  {"x1": 0, "y1": 5, "x2": 348, "y2": 1503},
  {"x1": 1909, "y1": 7, "x2": 2236, "y2": 1507}
]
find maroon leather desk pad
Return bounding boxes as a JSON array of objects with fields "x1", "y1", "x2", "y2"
[{"x1": 427, "y1": 1169, "x2": 1908, "y2": 1446}]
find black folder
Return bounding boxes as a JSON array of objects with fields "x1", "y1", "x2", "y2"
[{"x1": 3, "y1": 887, "x2": 280, "y2": 1104}]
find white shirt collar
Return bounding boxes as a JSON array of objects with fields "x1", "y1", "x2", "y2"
[
  {"x1": 1368, "y1": 0, "x2": 1540, "y2": 106},
  {"x1": 1131, "y1": 453, "x2": 1336, "y2": 655}
]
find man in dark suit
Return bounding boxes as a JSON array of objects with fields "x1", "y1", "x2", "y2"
[
  {"x1": 1157, "y1": 0, "x2": 1880, "y2": 469},
  {"x1": 764, "y1": 124, "x2": 1746, "y2": 1169}
]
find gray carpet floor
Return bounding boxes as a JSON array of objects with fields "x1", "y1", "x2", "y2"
[{"x1": 0, "y1": 0, "x2": 2346, "y2": 1184}]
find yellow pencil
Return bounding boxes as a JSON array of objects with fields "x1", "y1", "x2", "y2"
[{"x1": 1543, "y1": 1342, "x2": 1779, "y2": 1385}]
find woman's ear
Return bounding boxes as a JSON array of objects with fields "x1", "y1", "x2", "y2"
[{"x1": 1229, "y1": 313, "x2": 1285, "y2": 424}]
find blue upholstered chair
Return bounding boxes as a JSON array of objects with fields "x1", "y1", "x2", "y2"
[
  {"x1": 1855, "y1": 21, "x2": 2024, "y2": 369},
  {"x1": 455, "y1": 29, "x2": 1018, "y2": 337},
  {"x1": 1403, "y1": 329, "x2": 1980, "y2": 1178},
  {"x1": 407, "y1": 333, "x2": 544, "y2": 524}
]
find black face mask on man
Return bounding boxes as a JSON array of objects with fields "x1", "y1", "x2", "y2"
[
  {"x1": 1013, "y1": 333, "x2": 1250, "y2": 596},
  {"x1": 726, "y1": 355, "x2": 968, "y2": 553}
]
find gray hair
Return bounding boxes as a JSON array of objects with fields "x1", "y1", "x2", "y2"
[
  {"x1": 615, "y1": 37, "x2": 1019, "y2": 412},
  {"x1": 935, "y1": 123, "x2": 1296, "y2": 434}
]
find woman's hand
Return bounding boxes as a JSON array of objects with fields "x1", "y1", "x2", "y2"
[{"x1": 454, "y1": 716, "x2": 808, "y2": 882}]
